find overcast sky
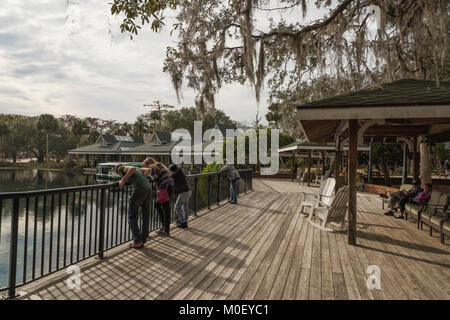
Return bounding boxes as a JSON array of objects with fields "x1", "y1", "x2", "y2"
[{"x1": 0, "y1": 1, "x2": 354, "y2": 126}]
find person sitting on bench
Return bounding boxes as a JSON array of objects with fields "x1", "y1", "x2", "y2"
[
  {"x1": 384, "y1": 180, "x2": 422, "y2": 216},
  {"x1": 394, "y1": 183, "x2": 432, "y2": 219}
]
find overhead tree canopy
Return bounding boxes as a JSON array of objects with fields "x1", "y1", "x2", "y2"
[{"x1": 112, "y1": 0, "x2": 449, "y2": 130}]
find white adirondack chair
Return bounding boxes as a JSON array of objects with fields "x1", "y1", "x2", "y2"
[
  {"x1": 314, "y1": 175, "x2": 322, "y2": 185},
  {"x1": 299, "y1": 178, "x2": 336, "y2": 215},
  {"x1": 308, "y1": 186, "x2": 349, "y2": 232}
]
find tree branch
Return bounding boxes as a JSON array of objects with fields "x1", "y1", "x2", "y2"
[{"x1": 252, "y1": 0, "x2": 356, "y2": 39}]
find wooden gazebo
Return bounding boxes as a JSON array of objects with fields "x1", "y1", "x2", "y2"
[
  {"x1": 278, "y1": 139, "x2": 370, "y2": 185},
  {"x1": 296, "y1": 79, "x2": 450, "y2": 245}
]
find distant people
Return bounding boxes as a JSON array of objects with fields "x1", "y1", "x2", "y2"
[
  {"x1": 168, "y1": 164, "x2": 191, "y2": 228},
  {"x1": 220, "y1": 159, "x2": 240, "y2": 204},
  {"x1": 115, "y1": 164, "x2": 151, "y2": 249},
  {"x1": 445, "y1": 160, "x2": 450, "y2": 179},
  {"x1": 142, "y1": 158, "x2": 173, "y2": 236},
  {"x1": 394, "y1": 183, "x2": 432, "y2": 219},
  {"x1": 383, "y1": 180, "x2": 423, "y2": 216}
]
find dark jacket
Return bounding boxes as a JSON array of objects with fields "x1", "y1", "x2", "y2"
[
  {"x1": 220, "y1": 164, "x2": 240, "y2": 182},
  {"x1": 171, "y1": 168, "x2": 190, "y2": 195},
  {"x1": 150, "y1": 163, "x2": 171, "y2": 189}
]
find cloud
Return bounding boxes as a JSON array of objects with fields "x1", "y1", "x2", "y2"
[{"x1": 0, "y1": 0, "x2": 268, "y2": 125}]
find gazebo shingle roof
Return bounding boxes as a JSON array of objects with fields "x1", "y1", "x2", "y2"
[{"x1": 299, "y1": 79, "x2": 450, "y2": 109}]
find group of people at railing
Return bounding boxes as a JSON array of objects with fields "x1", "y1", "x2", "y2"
[{"x1": 114, "y1": 157, "x2": 241, "y2": 249}]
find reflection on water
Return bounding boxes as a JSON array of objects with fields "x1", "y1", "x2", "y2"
[
  {"x1": 0, "y1": 169, "x2": 97, "y2": 192},
  {"x1": 0, "y1": 169, "x2": 107, "y2": 290}
]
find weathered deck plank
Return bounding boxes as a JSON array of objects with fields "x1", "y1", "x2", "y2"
[{"x1": 15, "y1": 179, "x2": 450, "y2": 300}]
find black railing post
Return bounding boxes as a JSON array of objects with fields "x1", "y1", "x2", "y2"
[
  {"x1": 4, "y1": 198, "x2": 20, "y2": 299},
  {"x1": 207, "y1": 175, "x2": 211, "y2": 209},
  {"x1": 97, "y1": 188, "x2": 106, "y2": 260},
  {"x1": 193, "y1": 177, "x2": 198, "y2": 216},
  {"x1": 216, "y1": 173, "x2": 220, "y2": 205}
]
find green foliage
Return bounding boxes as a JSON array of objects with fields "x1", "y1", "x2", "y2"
[
  {"x1": 72, "y1": 119, "x2": 90, "y2": 140},
  {"x1": 433, "y1": 143, "x2": 450, "y2": 163},
  {"x1": 372, "y1": 143, "x2": 404, "y2": 186},
  {"x1": 372, "y1": 144, "x2": 403, "y2": 167},
  {"x1": 163, "y1": 107, "x2": 198, "y2": 134},
  {"x1": 63, "y1": 155, "x2": 82, "y2": 172},
  {"x1": 0, "y1": 121, "x2": 9, "y2": 137},
  {"x1": 265, "y1": 102, "x2": 282, "y2": 128},
  {"x1": 202, "y1": 163, "x2": 222, "y2": 173},
  {"x1": 0, "y1": 114, "x2": 76, "y2": 163},
  {"x1": 132, "y1": 117, "x2": 150, "y2": 137},
  {"x1": 222, "y1": 128, "x2": 294, "y2": 168},
  {"x1": 111, "y1": 0, "x2": 180, "y2": 37},
  {"x1": 161, "y1": 107, "x2": 234, "y2": 136},
  {"x1": 198, "y1": 163, "x2": 223, "y2": 205},
  {"x1": 37, "y1": 114, "x2": 58, "y2": 133}
]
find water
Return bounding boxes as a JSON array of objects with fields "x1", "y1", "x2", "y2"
[
  {"x1": 0, "y1": 169, "x2": 243, "y2": 291},
  {"x1": 0, "y1": 169, "x2": 98, "y2": 192},
  {"x1": 0, "y1": 169, "x2": 104, "y2": 290}
]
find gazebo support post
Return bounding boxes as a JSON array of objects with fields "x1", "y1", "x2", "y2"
[
  {"x1": 402, "y1": 143, "x2": 408, "y2": 184},
  {"x1": 291, "y1": 151, "x2": 295, "y2": 182},
  {"x1": 413, "y1": 136, "x2": 420, "y2": 180},
  {"x1": 348, "y1": 120, "x2": 358, "y2": 246},
  {"x1": 367, "y1": 140, "x2": 373, "y2": 184},
  {"x1": 307, "y1": 150, "x2": 312, "y2": 187},
  {"x1": 419, "y1": 136, "x2": 432, "y2": 186},
  {"x1": 334, "y1": 139, "x2": 342, "y2": 193},
  {"x1": 321, "y1": 151, "x2": 325, "y2": 174}
]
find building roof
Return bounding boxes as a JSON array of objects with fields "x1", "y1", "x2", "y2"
[
  {"x1": 278, "y1": 139, "x2": 370, "y2": 153},
  {"x1": 121, "y1": 141, "x2": 179, "y2": 155},
  {"x1": 69, "y1": 140, "x2": 144, "y2": 154},
  {"x1": 296, "y1": 79, "x2": 450, "y2": 143},
  {"x1": 70, "y1": 129, "x2": 223, "y2": 156},
  {"x1": 98, "y1": 134, "x2": 144, "y2": 144},
  {"x1": 299, "y1": 79, "x2": 450, "y2": 109},
  {"x1": 153, "y1": 131, "x2": 172, "y2": 144}
]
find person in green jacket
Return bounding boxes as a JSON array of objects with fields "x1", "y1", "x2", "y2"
[{"x1": 115, "y1": 164, "x2": 152, "y2": 249}]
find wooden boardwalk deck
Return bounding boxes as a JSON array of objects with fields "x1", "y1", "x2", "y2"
[{"x1": 18, "y1": 179, "x2": 450, "y2": 300}]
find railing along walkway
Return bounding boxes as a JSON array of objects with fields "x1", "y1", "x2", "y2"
[{"x1": 10, "y1": 179, "x2": 450, "y2": 300}]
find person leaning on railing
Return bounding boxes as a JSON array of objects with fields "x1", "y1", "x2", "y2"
[
  {"x1": 220, "y1": 159, "x2": 240, "y2": 204},
  {"x1": 168, "y1": 164, "x2": 191, "y2": 229},
  {"x1": 115, "y1": 163, "x2": 152, "y2": 249},
  {"x1": 142, "y1": 157, "x2": 173, "y2": 237}
]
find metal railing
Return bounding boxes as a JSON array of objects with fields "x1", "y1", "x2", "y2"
[{"x1": 0, "y1": 169, "x2": 252, "y2": 298}]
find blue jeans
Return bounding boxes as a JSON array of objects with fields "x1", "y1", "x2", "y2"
[
  {"x1": 175, "y1": 190, "x2": 191, "y2": 224},
  {"x1": 128, "y1": 190, "x2": 151, "y2": 243},
  {"x1": 230, "y1": 179, "x2": 239, "y2": 203}
]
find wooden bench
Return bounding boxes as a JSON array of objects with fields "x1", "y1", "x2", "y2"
[
  {"x1": 381, "y1": 184, "x2": 412, "y2": 210},
  {"x1": 419, "y1": 193, "x2": 450, "y2": 239}
]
